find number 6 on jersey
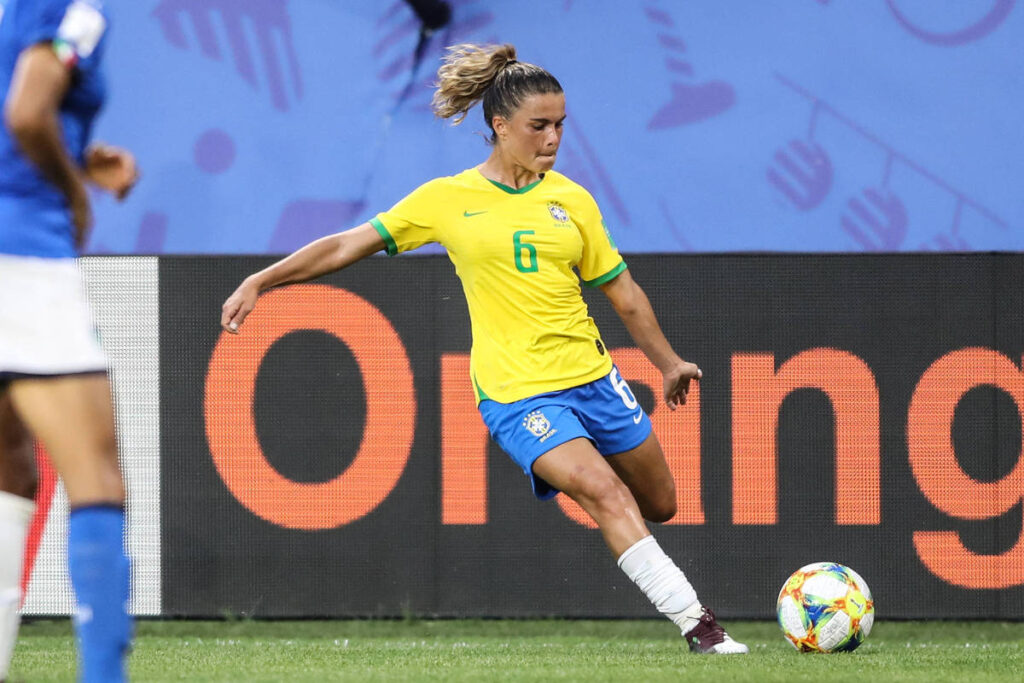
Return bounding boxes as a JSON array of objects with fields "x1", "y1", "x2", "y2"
[{"x1": 513, "y1": 230, "x2": 538, "y2": 273}]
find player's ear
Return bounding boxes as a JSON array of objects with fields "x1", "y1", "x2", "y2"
[{"x1": 492, "y1": 115, "x2": 508, "y2": 140}]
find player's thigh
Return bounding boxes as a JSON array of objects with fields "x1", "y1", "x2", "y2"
[
  {"x1": 532, "y1": 437, "x2": 629, "y2": 504},
  {"x1": 7, "y1": 374, "x2": 122, "y2": 504},
  {"x1": 605, "y1": 431, "x2": 676, "y2": 515},
  {"x1": 0, "y1": 387, "x2": 37, "y2": 497}
]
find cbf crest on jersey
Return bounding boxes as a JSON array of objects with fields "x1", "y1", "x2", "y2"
[
  {"x1": 547, "y1": 202, "x2": 569, "y2": 224},
  {"x1": 522, "y1": 410, "x2": 552, "y2": 437}
]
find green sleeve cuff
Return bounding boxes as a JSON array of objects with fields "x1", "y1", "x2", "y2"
[
  {"x1": 582, "y1": 260, "x2": 627, "y2": 287},
  {"x1": 369, "y1": 217, "x2": 398, "y2": 256}
]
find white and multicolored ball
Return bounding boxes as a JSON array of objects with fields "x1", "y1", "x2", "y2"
[{"x1": 777, "y1": 562, "x2": 874, "y2": 653}]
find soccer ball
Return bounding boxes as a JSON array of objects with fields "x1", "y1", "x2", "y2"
[{"x1": 776, "y1": 562, "x2": 874, "y2": 653}]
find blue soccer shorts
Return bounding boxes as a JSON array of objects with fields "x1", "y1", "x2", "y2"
[{"x1": 478, "y1": 365, "x2": 653, "y2": 500}]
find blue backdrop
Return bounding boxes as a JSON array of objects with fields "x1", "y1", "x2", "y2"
[{"x1": 87, "y1": 0, "x2": 1022, "y2": 254}]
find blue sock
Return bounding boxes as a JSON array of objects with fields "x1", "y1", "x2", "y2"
[{"x1": 68, "y1": 505, "x2": 131, "y2": 683}]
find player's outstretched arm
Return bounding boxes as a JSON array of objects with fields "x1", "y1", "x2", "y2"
[
  {"x1": 599, "y1": 269, "x2": 701, "y2": 409},
  {"x1": 221, "y1": 222, "x2": 386, "y2": 333}
]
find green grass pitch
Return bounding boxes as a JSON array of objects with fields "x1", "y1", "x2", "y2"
[{"x1": 11, "y1": 618, "x2": 1024, "y2": 682}]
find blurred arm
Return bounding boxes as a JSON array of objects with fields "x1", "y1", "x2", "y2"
[{"x1": 3, "y1": 44, "x2": 84, "y2": 209}]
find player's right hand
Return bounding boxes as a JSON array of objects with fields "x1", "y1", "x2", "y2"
[
  {"x1": 663, "y1": 361, "x2": 701, "y2": 410},
  {"x1": 221, "y1": 279, "x2": 260, "y2": 333}
]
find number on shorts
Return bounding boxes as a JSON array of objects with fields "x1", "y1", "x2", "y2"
[{"x1": 609, "y1": 367, "x2": 638, "y2": 410}]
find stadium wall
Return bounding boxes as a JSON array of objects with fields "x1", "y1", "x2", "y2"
[{"x1": 23, "y1": 254, "x2": 1024, "y2": 620}]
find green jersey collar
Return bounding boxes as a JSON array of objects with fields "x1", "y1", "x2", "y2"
[{"x1": 478, "y1": 169, "x2": 545, "y2": 195}]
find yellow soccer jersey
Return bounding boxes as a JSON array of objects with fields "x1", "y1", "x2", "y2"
[{"x1": 370, "y1": 168, "x2": 626, "y2": 403}]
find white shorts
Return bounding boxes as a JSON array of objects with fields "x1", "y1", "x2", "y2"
[{"x1": 0, "y1": 254, "x2": 108, "y2": 380}]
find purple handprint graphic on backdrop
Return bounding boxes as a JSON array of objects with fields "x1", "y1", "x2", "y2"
[
  {"x1": 841, "y1": 188, "x2": 908, "y2": 251},
  {"x1": 153, "y1": 0, "x2": 304, "y2": 111},
  {"x1": 767, "y1": 139, "x2": 833, "y2": 211},
  {"x1": 644, "y1": 3, "x2": 734, "y2": 129},
  {"x1": 920, "y1": 200, "x2": 971, "y2": 251},
  {"x1": 773, "y1": 73, "x2": 1008, "y2": 252},
  {"x1": 886, "y1": 0, "x2": 1015, "y2": 46}
]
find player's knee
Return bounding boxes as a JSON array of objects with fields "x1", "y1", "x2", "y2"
[{"x1": 578, "y1": 472, "x2": 633, "y2": 517}]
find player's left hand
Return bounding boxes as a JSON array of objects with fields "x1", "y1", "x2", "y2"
[
  {"x1": 663, "y1": 361, "x2": 701, "y2": 409},
  {"x1": 84, "y1": 143, "x2": 139, "y2": 200}
]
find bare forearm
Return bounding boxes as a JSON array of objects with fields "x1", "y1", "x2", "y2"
[
  {"x1": 247, "y1": 234, "x2": 350, "y2": 291},
  {"x1": 615, "y1": 289, "x2": 685, "y2": 373},
  {"x1": 246, "y1": 223, "x2": 384, "y2": 292}
]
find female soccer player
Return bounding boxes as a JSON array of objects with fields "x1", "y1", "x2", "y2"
[
  {"x1": 222, "y1": 43, "x2": 747, "y2": 655},
  {"x1": 0, "y1": 1, "x2": 136, "y2": 680}
]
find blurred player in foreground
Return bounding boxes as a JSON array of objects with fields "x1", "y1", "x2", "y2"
[
  {"x1": 222, "y1": 43, "x2": 747, "y2": 655},
  {"x1": 0, "y1": 0, "x2": 137, "y2": 680}
]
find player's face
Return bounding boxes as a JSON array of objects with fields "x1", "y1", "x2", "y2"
[{"x1": 497, "y1": 92, "x2": 566, "y2": 174}]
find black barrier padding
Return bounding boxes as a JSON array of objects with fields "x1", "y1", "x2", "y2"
[{"x1": 160, "y1": 254, "x2": 1024, "y2": 619}]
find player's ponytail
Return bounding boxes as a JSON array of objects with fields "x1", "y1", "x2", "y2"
[{"x1": 432, "y1": 43, "x2": 562, "y2": 143}]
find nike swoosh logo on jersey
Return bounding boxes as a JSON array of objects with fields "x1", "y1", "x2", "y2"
[
  {"x1": 633, "y1": 412, "x2": 643, "y2": 424},
  {"x1": 463, "y1": 210, "x2": 487, "y2": 217}
]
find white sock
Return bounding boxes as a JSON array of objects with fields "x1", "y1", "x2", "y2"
[
  {"x1": 617, "y1": 535, "x2": 704, "y2": 634},
  {"x1": 0, "y1": 491, "x2": 35, "y2": 680}
]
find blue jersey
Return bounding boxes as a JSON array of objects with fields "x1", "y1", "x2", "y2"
[{"x1": 0, "y1": 0, "x2": 108, "y2": 258}]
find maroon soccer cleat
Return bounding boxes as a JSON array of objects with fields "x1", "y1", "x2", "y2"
[{"x1": 683, "y1": 607, "x2": 749, "y2": 654}]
